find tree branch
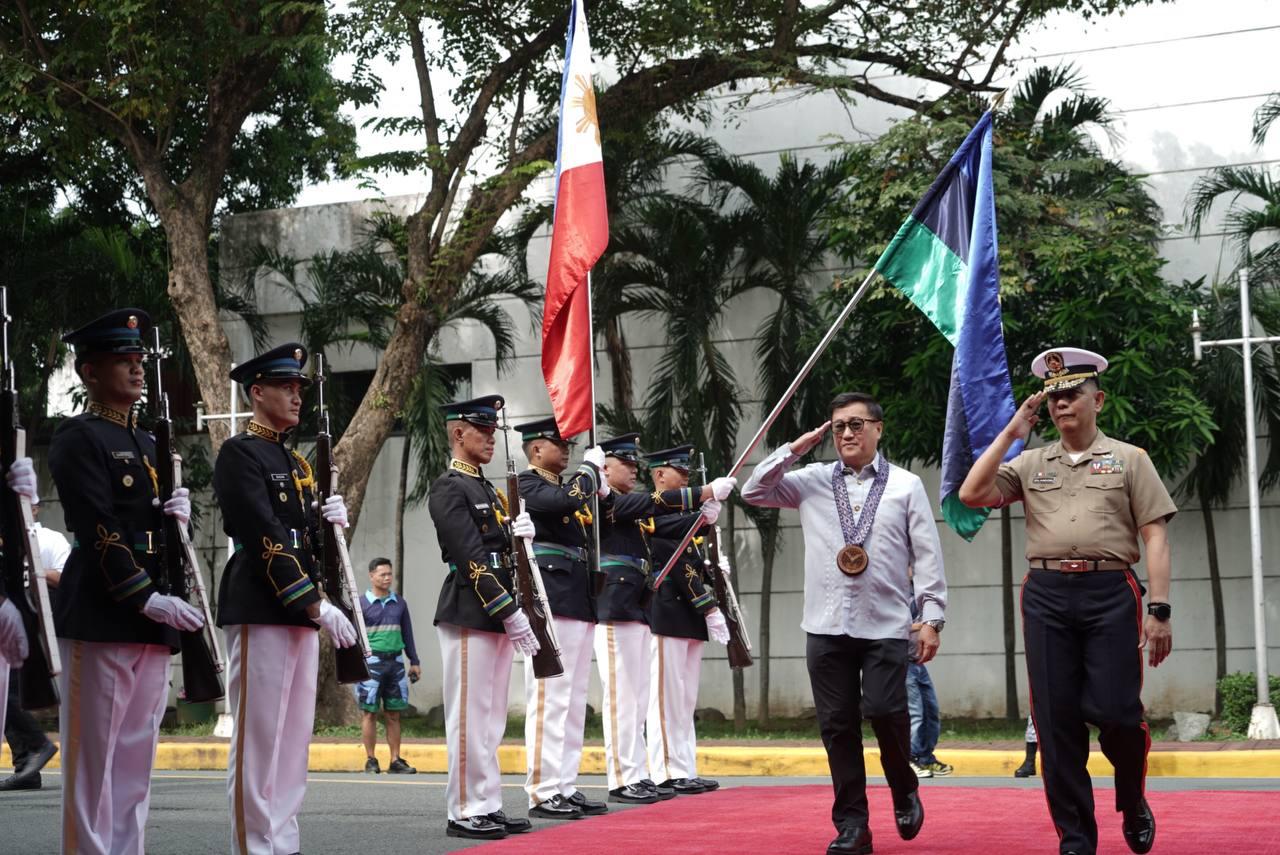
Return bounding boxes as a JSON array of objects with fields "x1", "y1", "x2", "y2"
[{"x1": 406, "y1": 15, "x2": 442, "y2": 175}]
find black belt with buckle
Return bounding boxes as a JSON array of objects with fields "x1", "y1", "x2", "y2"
[{"x1": 1031, "y1": 558, "x2": 1130, "y2": 573}]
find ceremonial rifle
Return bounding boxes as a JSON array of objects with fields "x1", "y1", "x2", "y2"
[
  {"x1": 501, "y1": 412, "x2": 563, "y2": 678},
  {"x1": 697, "y1": 452, "x2": 753, "y2": 670},
  {"x1": 148, "y1": 328, "x2": 225, "y2": 702},
  {"x1": 0, "y1": 287, "x2": 60, "y2": 709},
  {"x1": 313, "y1": 355, "x2": 372, "y2": 683}
]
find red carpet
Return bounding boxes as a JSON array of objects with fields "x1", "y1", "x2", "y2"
[{"x1": 475, "y1": 785, "x2": 1280, "y2": 854}]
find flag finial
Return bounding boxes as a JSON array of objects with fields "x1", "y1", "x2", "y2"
[{"x1": 989, "y1": 89, "x2": 1009, "y2": 111}]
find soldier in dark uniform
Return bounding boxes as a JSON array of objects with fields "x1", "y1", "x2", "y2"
[
  {"x1": 49, "y1": 309, "x2": 202, "y2": 855},
  {"x1": 644, "y1": 444, "x2": 730, "y2": 796},
  {"x1": 961, "y1": 347, "x2": 1175, "y2": 855},
  {"x1": 515, "y1": 417, "x2": 609, "y2": 820},
  {"x1": 591, "y1": 433, "x2": 735, "y2": 805},
  {"x1": 0, "y1": 450, "x2": 39, "y2": 756},
  {"x1": 213, "y1": 343, "x2": 356, "y2": 855},
  {"x1": 429, "y1": 395, "x2": 540, "y2": 840}
]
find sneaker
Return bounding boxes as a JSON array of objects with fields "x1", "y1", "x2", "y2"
[
  {"x1": 922, "y1": 760, "x2": 953, "y2": 776},
  {"x1": 910, "y1": 761, "x2": 933, "y2": 778},
  {"x1": 364, "y1": 756, "x2": 381, "y2": 774},
  {"x1": 387, "y1": 757, "x2": 417, "y2": 774}
]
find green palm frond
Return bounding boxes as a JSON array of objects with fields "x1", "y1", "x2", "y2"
[{"x1": 1252, "y1": 94, "x2": 1280, "y2": 147}]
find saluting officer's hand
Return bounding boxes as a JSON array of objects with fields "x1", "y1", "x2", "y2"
[
  {"x1": 790, "y1": 421, "x2": 831, "y2": 456},
  {"x1": 1141, "y1": 615, "x2": 1172, "y2": 668},
  {"x1": 1004, "y1": 392, "x2": 1046, "y2": 442}
]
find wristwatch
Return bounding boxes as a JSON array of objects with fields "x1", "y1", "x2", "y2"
[
  {"x1": 1147, "y1": 602, "x2": 1172, "y2": 621},
  {"x1": 924, "y1": 619, "x2": 945, "y2": 633}
]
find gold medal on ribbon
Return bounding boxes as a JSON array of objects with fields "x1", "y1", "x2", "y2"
[{"x1": 837, "y1": 544, "x2": 868, "y2": 576}]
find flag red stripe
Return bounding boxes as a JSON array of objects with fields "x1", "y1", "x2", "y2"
[{"x1": 542, "y1": 162, "x2": 608, "y2": 438}]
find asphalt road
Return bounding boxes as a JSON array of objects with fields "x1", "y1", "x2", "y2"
[{"x1": 1, "y1": 772, "x2": 1275, "y2": 855}]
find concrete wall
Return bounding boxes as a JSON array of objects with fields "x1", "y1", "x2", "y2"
[{"x1": 54, "y1": 86, "x2": 1264, "y2": 722}]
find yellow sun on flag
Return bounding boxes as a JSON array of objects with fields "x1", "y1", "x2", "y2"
[{"x1": 570, "y1": 73, "x2": 600, "y2": 146}]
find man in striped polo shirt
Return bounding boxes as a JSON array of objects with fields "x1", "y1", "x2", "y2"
[{"x1": 356, "y1": 557, "x2": 421, "y2": 774}]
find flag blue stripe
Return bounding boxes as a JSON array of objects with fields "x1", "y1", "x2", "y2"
[{"x1": 909, "y1": 113, "x2": 993, "y2": 264}]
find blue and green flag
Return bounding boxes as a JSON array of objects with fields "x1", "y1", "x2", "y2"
[{"x1": 874, "y1": 111, "x2": 1020, "y2": 540}]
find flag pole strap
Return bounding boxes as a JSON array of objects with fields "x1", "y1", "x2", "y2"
[{"x1": 649, "y1": 266, "x2": 882, "y2": 591}]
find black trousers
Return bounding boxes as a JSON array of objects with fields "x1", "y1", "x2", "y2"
[
  {"x1": 5, "y1": 668, "x2": 53, "y2": 769},
  {"x1": 1022, "y1": 569, "x2": 1150, "y2": 855},
  {"x1": 806, "y1": 633, "x2": 918, "y2": 831}
]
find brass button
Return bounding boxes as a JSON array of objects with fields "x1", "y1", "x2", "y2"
[
  {"x1": 279, "y1": 491, "x2": 288, "y2": 502},
  {"x1": 563, "y1": 516, "x2": 571, "y2": 524},
  {"x1": 121, "y1": 474, "x2": 134, "y2": 487},
  {"x1": 481, "y1": 523, "x2": 489, "y2": 532}
]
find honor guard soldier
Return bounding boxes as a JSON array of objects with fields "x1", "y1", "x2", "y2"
[
  {"x1": 592, "y1": 433, "x2": 734, "y2": 805},
  {"x1": 214, "y1": 343, "x2": 357, "y2": 855},
  {"x1": 0, "y1": 450, "x2": 39, "y2": 753},
  {"x1": 644, "y1": 444, "x2": 730, "y2": 796},
  {"x1": 961, "y1": 348, "x2": 1175, "y2": 855},
  {"x1": 49, "y1": 309, "x2": 201, "y2": 855},
  {"x1": 515, "y1": 417, "x2": 610, "y2": 820},
  {"x1": 429, "y1": 395, "x2": 540, "y2": 840}
]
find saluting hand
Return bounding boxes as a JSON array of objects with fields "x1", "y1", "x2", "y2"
[
  {"x1": 1004, "y1": 392, "x2": 1046, "y2": 442},
  {"x1": 790, "y1": 421, "x2": 831, "y2": 456},
  {"x1": 1140, "y1": 615, "x2": 1172, "y2": 668}
]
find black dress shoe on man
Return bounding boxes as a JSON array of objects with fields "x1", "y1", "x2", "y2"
[
  {"x1": 827, "y1": 824, "x2": 873, "y2": 855},
  {"x1": 1122, "y1": 797, "x2": 1156, "y2": 854},
  {"x1": 529, "y1": 794, "x2": 585, "y2": 820},
  {"x1": 660, "y1": 777, "x2": 708, "y2": 795},
  {"x1": 692, "y1": 777, "x2": 720, "y2": 791},
  {"x1": 487, "y1": 810, "x2": 533, "y2": 834},
  {"x1": 567, "y1": 790, "x2": 609, "y2": 815},
  {"x1": 609, "y1": 783, "x2": 659, "y2": 804},
  {"x1": 446, "y1": 817, "x2": 508, "y2": 839},
  {"x1": 15, "y1": 742, "x2": 57, "y2": 778},
  {"x1": 0, "y1": 772, "x2": 42, "y2": 791},
  {"x1": 894, "y1": 791, "x2": 924, "y2": 841},
  {"x1": 640, "y1": 778, "x2": 676, "y2": 800}
]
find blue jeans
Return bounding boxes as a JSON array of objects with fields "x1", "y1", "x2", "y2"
[{"x1": 905, "y1": 662, "x2": 940, "y2": 763}]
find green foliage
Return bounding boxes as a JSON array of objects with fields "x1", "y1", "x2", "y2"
[{"x1": 1216, "y1": 672, "x2": 1280, "y2": 735}]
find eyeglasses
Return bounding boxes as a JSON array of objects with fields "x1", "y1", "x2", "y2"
[{"x1": 831, "y1": 418, "x2": 882, "y2": 435}]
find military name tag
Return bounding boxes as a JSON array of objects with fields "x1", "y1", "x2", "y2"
[
  {"x1": 111, "y1": 450, "x2": 136, "y2": 461},
  {"x1": 1091, "y1": 458, "x2": 1124, "y2": 475},
  {"x1": 1032, "y1": 471, "x2": 1058, "y2": 485},
  {"x1": 270, "y1": 473, "x2": 290, "y2": 482}
]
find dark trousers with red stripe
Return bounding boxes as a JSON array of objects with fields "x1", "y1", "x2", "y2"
[{"x1": 1022, "y1": 568, "x2": 1150, "y2": 855}]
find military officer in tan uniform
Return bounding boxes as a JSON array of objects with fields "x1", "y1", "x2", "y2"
[{"x1": 960, "y1": 347, "x2": 1175, "y2": 855}]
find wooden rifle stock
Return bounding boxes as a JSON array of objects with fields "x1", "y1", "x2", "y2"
[
  {"x1": 506, "y1": 475, "x2": 564, "y2": 679},
  {"x1": 703, "y1": 524, "x2": 753, "y2": 670},
  {"x1": 1, "y1": 287, "x2": 59, "y2": 710},
  {"x1": 149, "y1": 329, "x2": 225, "y2": 702},
  {"x1": 313, "y1": 357, "x2": 371, "y2": 684}
]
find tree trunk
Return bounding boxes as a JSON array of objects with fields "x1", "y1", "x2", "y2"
[
  {"x1": 395, "y1": 434, "x2": 410, "y2": 594},
  {"x1": 1201, "y1": 496, "x2": 1227, "y2": 716},
  {"x1": 1002, "y1": 506, "x2": 1018, "y2": 719},
  {"x1": 314, "y1": 634, "x2": 358, "y2": 726},
  {"x1": 603, "y1": 316, "x2": 634, "y2": 416},
  {"x1": 757, "y1": 510, "x2": 779, "y2": 727},
  {"x1": 728, "y1": 501, "x2": 746, "y2": 731}
]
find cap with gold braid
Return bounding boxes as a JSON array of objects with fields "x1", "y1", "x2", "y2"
[{"x1": 1031, "y1": 347, "x2": 1108, "y2": 394}]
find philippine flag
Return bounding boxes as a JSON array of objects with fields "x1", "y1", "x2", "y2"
[{"x1": 541, "y1": 0, "x2": 609, "y2": 439}]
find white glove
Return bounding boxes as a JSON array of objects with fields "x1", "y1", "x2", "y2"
[
  {"x1": 502, "y1": 610, "x2": 541, "y2": 657},
  {"x1": 0, "y1": 598, "x2": 29, "y2": 663},
  {"x1": 717, "y1": 545, "x2": 732, "y2": 577},
  {"x1": 321, "y1": 494, "x2": 349, "y2": 528},
  {"x1": 597, "y1": 478, "x2": 611, "y2": 498},
  {"x1": 584, "y1": 446, "x2": 606, "y2": 469},
  {"x1": 142, "y1": 592, "x2": 205, "y2": 632},
  {"x1": 512, "y1": 511, "x2": 536, "y2": 540},
  {"x1": 710, "y1": 476, "x2": 737, "y2": 501},
  {"x1": 700, "y1": 498, "x2": 722, "y2": 524},
  {"x1": 163, "y1": 487, "x2": 191, "y2": 526},
  {"x1": 705, "y1": 608, "x2": 731, "y2": 645},
  {"x1": 5, "y1": 457, "x2": 37, "y2": 500},
  {"x1": 314, "y1": 599, "x2": 357, "y2": 648}
]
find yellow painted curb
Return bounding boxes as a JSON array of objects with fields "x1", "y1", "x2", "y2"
[{"x1": 4, "y1": 743, "x2": 1275, "y2": 778}]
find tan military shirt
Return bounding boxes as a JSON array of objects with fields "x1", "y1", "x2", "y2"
[{"x1": 993, "y1": 431, "x2": 1177, "y2": 564}]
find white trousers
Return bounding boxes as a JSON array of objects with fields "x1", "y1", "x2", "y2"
[
  {"x1": 523, "y1": 617, "x2": 593, "y2": 806},
  {"x1": 593, "y1": 621, "x2": 651, "y2": 790},
  {"x1": 57, "y1": 639, "x2": 170, "y2": 855},
  {"x1": 225, "y1": 624, "x2": 318, "y2": 855},
  {"x1": 646, "y1": 634, "x2": 705, "y2": 783},
  {"x1": 438, "y1": 623, "x2": 515, "y2": 821}
]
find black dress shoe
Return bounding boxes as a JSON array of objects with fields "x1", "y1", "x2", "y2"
[
  {"x1": 446, "y1": 817, "x2": 508, "y2": 839},
  {"x1": 609, "y1": 784, "x2": 658, "y2": 804},
  {"x1": 529, "y1": 794, "x2": 585, "y2": 820},
  {"x1": 1013, "y1": 759, "x2": 1036, "y2": 778},
  {"x1": 691, "y1": 776, "x2": 720, "y2": 792},
  {"x1": 640, "y1": 778, "x2": 676, "y2": 800},
  {"x1": 1122, "y1": 797, "x2": 1155, "y2": 854},
  {"x1": 487, "y1": 810, "x2": 533, "y2": 834},
  {"x1": 827, "y1": 824, "x2": 872, "y2": 855},
  {"x1": 894, "y1": 791, "x2": 924, "y2": 841},
  {"x1": 660, "y1": 777, "x2": 708, "y2": 795},
  {"x1": 0, "y1": 772, "x2": 42, "y2": 791},
  {"x1": 14, "y1": 742, "x2": 56, "y2": 778},
  {"x1": 567, "y1": 790, "x2": 609, "y2": 815}
]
